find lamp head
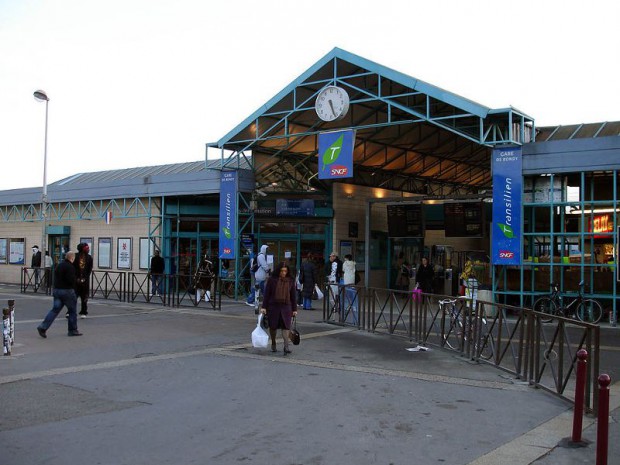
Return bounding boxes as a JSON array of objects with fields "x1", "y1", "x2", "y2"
[{"x1": 33, "y1": 90, "x2": 49, "y2": 102}]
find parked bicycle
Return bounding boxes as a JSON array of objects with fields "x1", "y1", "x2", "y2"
[
  {"x1": 533, "y1": 280, "x2": 603, "y2": 324},
  {"x1": 439, "y1": 297, "x2": 493, "y2": 359},
  {"x1": 222, "y1": 279, "x2": 251, "y2": 299}
]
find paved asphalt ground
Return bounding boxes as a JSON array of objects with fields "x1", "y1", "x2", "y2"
[{"x1": 1, "y1": 284, "x2": 618, "y2": 465}]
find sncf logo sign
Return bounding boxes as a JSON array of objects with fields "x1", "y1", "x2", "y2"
[
  {"x1": 498, "y1": 251, "x2": 515, "y2": 259},
  {"x1": 330, "y1": 165, "x2": 348, "y2": 176}
]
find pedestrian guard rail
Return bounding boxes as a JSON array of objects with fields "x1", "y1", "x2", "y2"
[
  {"x1": 20, "y1": 267, "x2": 52, "y2": 295},
  {"x1": 19, "y1": 269, "x2": 222, "y2": 310},
  {"x1": 322, "y1": 283, "x2": 601, "y2": 413}
]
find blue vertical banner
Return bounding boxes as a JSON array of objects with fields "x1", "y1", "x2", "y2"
[
  {"x1": 219, "y1": 171, "x2": 238, "y2": 260},
  {"x1": 491, "y1": 147, "x2": 523, "y2": 265},
  {"x1": 318, "y1": 130, "x2": 355, "y2": 180}
]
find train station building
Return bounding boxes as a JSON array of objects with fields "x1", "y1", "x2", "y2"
[{"x1": 1, "y1": 48, "x2": 618, "y2": 321}]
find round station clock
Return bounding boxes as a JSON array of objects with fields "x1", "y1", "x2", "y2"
[{"x1": 315, "y1": 85, "x2": 350, "y2": 122}]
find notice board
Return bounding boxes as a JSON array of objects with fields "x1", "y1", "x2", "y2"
[{"x1": 387, "y1": 204, "x2": 423, "y2": 238}]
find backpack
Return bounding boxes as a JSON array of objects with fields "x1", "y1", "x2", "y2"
[{"x1": 250, "y1": 253, "x2": 263, "y2": 274}]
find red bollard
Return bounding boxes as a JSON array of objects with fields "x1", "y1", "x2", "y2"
[
  {"x1": 571, "y1": 349, "x2": 588, "y2": 443},
  {"x1": 596, "y1": 373, "x2": 611, "y2": 465}
]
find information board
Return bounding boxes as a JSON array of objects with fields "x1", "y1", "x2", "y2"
[
  {"x1": 387, "y1": 204, "x2": 423, "y2": 237},
  {"x1": 444, "y1": 202, "x2": 483, "y2": 237}
]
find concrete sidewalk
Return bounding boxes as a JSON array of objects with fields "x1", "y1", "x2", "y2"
[{"x1": 1, "y1": 285, "x2": 618, "y2": 465}]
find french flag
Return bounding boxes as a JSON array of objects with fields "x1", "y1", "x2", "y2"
[{"x1": 105, "y1": 211, "x2": 112, "y2": 224}]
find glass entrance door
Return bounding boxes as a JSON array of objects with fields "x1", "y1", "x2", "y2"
[{"x1": 49, "y1": 235, "x2": 70, "y2": 267}]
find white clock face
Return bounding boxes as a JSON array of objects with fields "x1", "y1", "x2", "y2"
[{"x1": 315, "y1": 85, "x2": 350, "y2": 122}]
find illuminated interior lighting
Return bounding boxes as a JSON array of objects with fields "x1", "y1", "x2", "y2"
[{"x1": 567, "y1": 208, "x2": 619, "y2": 215}]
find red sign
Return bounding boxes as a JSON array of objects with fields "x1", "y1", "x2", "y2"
[{"x1": 589, "y1": 214, "x2": 614, "y2": 238}]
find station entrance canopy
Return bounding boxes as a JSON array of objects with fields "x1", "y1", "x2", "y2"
[{"x1": 207, "y1": 47, "x2": 535, "y2": 197}]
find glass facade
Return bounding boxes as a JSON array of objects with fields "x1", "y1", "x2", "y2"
[{"x1": 495, "y1": 170, "x2": 618, "y2": 322}]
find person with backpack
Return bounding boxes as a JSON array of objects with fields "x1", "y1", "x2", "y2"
[{"x1": 246, "y1": 244, "x2": 271, "y2": 310}]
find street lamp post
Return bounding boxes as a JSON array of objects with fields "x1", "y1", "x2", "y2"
[{"x1": 33, "y1": 90, "x2": 49, "y2": 255}]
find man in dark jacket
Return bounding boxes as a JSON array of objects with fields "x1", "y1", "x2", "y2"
[
  {"x1": 74, "y1": 242, "x2": 93, "y2": 317},
  {"x1": 299, "y1": 253, "x2": 318, "y2": 310},
  {"x1": 37, "y1": 251, "x2": 82, "y2": 337},
  {"x1": 149, "y1": 250, "x2": 165, "y2": 296}
]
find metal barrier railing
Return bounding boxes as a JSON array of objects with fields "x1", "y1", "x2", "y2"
[
  {"x1": 91, "y1": 270, "x2": 126, "y2": 301},
  {"x1": 322, "y1": 284, "x2": 601, "y2": 413},
  {"x1": 20, "y1": 267, "x2": 52, "y2": 295},
  {"x1": 20, "y1": 268, "x2": 223, "y2": 310},
  {"x1": 169, "y1": 274, "x2": 220, "y2": 310},
  {"x1": 127, "y1": 272, "x2": 169, "y2": 306}
]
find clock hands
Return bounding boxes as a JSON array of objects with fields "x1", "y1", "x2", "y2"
[{"x1": 328, "y1": 99, "x2": 337, "y2": 117}]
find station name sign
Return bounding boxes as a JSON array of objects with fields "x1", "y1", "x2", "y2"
[{"x1": 491, "y1": 147, "x2": 522, "y2": 265}]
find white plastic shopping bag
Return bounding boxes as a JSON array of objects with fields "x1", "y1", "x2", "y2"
[
  {"x1": 251, "y1": 314, "x2": 269, "y2": 348},
  {"x1": 314, "y1": 284, "x2": 324, "y2": 300}
]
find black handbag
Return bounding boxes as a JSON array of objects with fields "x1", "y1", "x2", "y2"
[{"x1": 289, "y1": 316, "x2": 300, "y2": 345}]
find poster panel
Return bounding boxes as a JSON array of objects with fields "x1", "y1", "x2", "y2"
[
  {"x1": 9, "y1": 238, "x2": 25, "y2": 265},
  {"x1": 98, "y1": 238, "x2": 112, "y2": 268},
  {"x1": 0, "y1": 238, "x2": 7, "y2": 264},
  {"x1": 117, "y1": 238, "x2": 132, "y2": 269}
]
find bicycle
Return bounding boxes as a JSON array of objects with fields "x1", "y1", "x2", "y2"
[
  {"x1": 222, "y1": 279, "x2": 251, "y2": 299},
  {"x1": 439, "y1": 297, "x2": 493, "y2": 359},
  {"x1": 533, "y1": 280, "x2": 603, "y2": 324}
]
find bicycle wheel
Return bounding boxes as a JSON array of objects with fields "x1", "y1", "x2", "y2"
[
  {"x1": 476, "y1": 318, "x2": 494, "y2": 360},
  {"x1": 443, "y1": 314, "x2": 463, "y2": 350},
  {"x1": 533, "y1": 297, "x2": 557, "y2": 323},
  {"x1": 575, "y1": 299, "x2": 603, "y2": 324},
  {"x1": 221, "y1": 282, "x2": 233, "y2": 298}
]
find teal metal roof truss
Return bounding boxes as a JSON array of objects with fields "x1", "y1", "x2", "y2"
[{"x1": 207, "y1": 47, "x2": 535, "y2": 196}]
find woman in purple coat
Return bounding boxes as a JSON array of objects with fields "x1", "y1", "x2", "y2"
[{"x1": 260, "y1": 262, "x2": 298, "y2": 355}]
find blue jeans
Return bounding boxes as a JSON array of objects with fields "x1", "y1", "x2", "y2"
[
  {"x1": 39, "y1": 288, "x2": 78, "y2": 332},
  {"x1": 151, "y1": 274, "x2": 163, "y2": 295},
  {"x1": 247, "y1": 280, "x2": 265, "y2": 304},
  {"x1": 303, "y1": 296, "x2": 313, "y2": 309}
]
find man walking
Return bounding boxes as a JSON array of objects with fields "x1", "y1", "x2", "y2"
[{"x1": 37, "y1": 251, "x2": 82, "y2": 338}]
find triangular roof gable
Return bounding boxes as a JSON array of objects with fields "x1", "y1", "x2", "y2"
[{"x1": 216, "y1": 47, "x2": 491, "y2": 147}]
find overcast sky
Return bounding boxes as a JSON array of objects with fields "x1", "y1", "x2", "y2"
[{"x1": 1, "y1": 0, "x2": 619, "y2": 191}]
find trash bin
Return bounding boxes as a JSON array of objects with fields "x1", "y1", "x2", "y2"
[{"x1": 477, "y1": 289, "x2": 496, "y2": 317}]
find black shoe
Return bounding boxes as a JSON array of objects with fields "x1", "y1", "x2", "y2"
[
  {"x1": 65, "y1": 313, "x2": 69, "y2": 319},
  {"x1": 67, "y1": 330, "x2": 83, "y2": 336},
  {"x1": 271, "y1": 345, "x2": 277, "y2": 353},
  {"x1": 284, "y1": 348, "x2": 292, "y2": 355},
  {"x1": 37, "y1": 327, "x2": 47, "y2": 338},
  {"x1": 79, "y1": 310, "x2": 88, "y2": 316}
]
